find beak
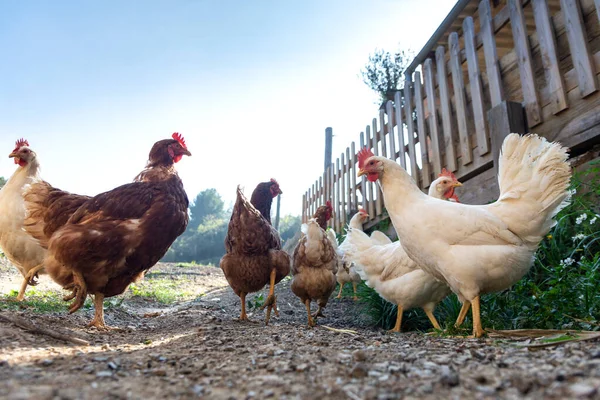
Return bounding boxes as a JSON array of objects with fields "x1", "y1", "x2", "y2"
[
  {"x1": 357, "y1": 169, "x2": 366, "y2": 177},
  {"x1": 8, "y1": 151, "x2": 17, "y2": 158},
  {"x1": 278, "y1": 189, "x2": 283, "y2": 195},
  {"x1": 452, "y1": 181, "x2": 463, "y2": 187},
  {"x1": 182, "y1": 149, "x2": 192, "y2": 156}
]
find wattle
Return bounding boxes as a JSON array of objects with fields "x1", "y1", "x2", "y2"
[{"x1": 367, "y1": 173, "x2": 379, "y2": 182}]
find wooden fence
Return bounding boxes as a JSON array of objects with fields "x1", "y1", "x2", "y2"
[{"x1": 302, "y1": 0, "x2": 600, "y2": 232}]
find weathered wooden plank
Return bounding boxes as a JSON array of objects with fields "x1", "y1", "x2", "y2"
[
  {"x1": 435, "y1": 46, "x2": 458, "y2": 172},
  {"x1": 359, "y1": 132, "x2": 368, "y2": 212},
  {"x1": 509, "y1": 0, "x2": 542, "y2": 127},
  {"x1": 379, "y1": 109, "x2": 387, "y2": 158},
  {"x1": 532, "y1": 0, "x2": 568, "y2": 114},
  {"x1": 350, "y1": 141, "x2": 358, "y2": 214},
  {"x1": 386, "y1": 101, "x2": 396, "y2": 162},
  {"x1": 340, "y1": 153, "x2": 346, "y2": 230},
  {"x1": 463, "y1": 16, "x2": 490, "y2": 156},
  {"x1": 403, "y1": 76, "x2": 419, "y2": 181},
  {"x1": 479, "y1": 0, "x2": 504, "y2": 107},
  {"x1": 329, "y1": 162, "x2": 334, "y2": 227},
  {"x1": 334, "y1": 160, "x2": 341, "y2": 231},
  {"x1": 595, "y1": 0, "x2": 600, "y2": 23},
  {"x1": 345, "y1": 147, "x2": 352, "y2": 220},
  {"x1": 561, "y1": 0, "x2": 598, "y2": 97},
  {"x1": 393, "y1": 91, "x2": 407, "y2": 169},
  {"x1": 362, "y1": 128, "x2": 375, "y2": 219},
  {"x1": 488, "y1": 101, "x2": 527, "y2": 183},
  {"x1": 423, "y1": 58, "x2": 443, "y2": 175},
  {"x1": 449, "y1": 32, "x2": 473, "y2": 166},
  {"x1": 372, "y1": 118, "x2": 383, "y2": 217},
  {"x1": 302, "y1": 193, "x2": 306, "y2": 223},
  {"x1": 412, "y1": 72, "x2": 431, "y2": 187}
]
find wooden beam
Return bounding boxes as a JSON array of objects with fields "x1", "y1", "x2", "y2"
[
  {"x1": 509, "y1": 0, "x2": 542, "y2": 127},
  {"x1": 532, "y1": 0, "x2": 568, "y2": 114},
  {"x1": 379, "y1": 108, "x2": 387, "y2": 158},
  {"x1": 359, "y1": 132, "x2": 368, "y2": 213},
  {"x1": 435, "y1": 46, "x2": 458, "y2": 172},
  {"x1": 372, "y1": 118, "x2": 383, "y2": 217},
  {"x1": 423, "y1": 58, "x2": 443, "y2": 175},
  {"x1": 394, "y1": 91, "x2": 407, "y2": 169},
  {"x1": 413, "y1": 72, "x2": 431, "y2": 187},
  {"x1": 386, "y1": 100, "x2": 396, "y2": 162},
  {"x1": 463, "y1": 16, "x2": 490, "y2": 155},
  {"x1": 449, "y1": 32, "x2": 473, "y2": 166},
  {"x1": 404, "y1": 76, "x2": 419, "y2": 181},
  {"x1": 479, "y1": 0, "x2": 504, "y2": 107},
  {"x1": 561, "y1": 0, "x2": 598, "y2": 97}
]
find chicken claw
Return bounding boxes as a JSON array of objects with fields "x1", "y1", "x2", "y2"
[
  {"x1": 63, "y1": 271, "x2": 87, "y2": 314},
  {"x1": 312, "y1": 306, "x2": 325, "y2": 319},
  {"x1": 260, "y1": 293, "x2": 278, "y2": 325}
]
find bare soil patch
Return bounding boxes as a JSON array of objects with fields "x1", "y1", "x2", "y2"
[{"x1": 1, "y1": 259, "x2": 600, "y2": 399}]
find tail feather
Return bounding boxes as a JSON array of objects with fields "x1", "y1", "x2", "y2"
[{"x1": 496, "y1": 133, "x2": 571, "y2": 243}]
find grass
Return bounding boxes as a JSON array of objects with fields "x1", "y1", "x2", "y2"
[
  {"x1": 0, "y1": 288, "x2": 91, "y2": 313},
  {"x1": 128, "y1": 277, "x2": 197, "y2": 304},
  {"x1": 353, "y1": 161, "x2": 600, "y2": 334}
]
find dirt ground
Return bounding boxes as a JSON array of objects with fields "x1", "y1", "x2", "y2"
[{"x1": 1, "y1": 260, "x2": 600, "y2": 400}]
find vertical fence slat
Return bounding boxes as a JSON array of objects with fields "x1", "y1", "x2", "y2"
[
  {"x1": 435, "y1": 46, "x2": 458, "y2": 172},
  {"x1": 479, "y1": 0, "x2": 504, "y2": 107},
  {"x1": 350, "y1": 141, "x2": 358, "y2": 214},
  {"x1": 319, "y1": 175, "x2": 324, "y2": 208},
  {"x1": 372, "y1": 118, "x2": 383, "y2": 217},
  {"x1": 379, "y1": 109, "x2": 388, "y2": 158},
  {"x1": 329, "y1": 162, "x2": 334, "y2": 228},
  {"x1": 413, "y1": 71, "x2": 431, "y2": 186},
  {"x1": 532, "y1": 0, "x2": 568, "y2": 114},
  {"x1": 345, "y1": 147, "x2": 352, "y2": 223},
  {"x1": 561, "y1": 0, "x2": 598, "y2": 98},
  {"x1": 393, "y1": 91, "x2": 407, "y2": 169},
  {"x1": 302, "y1": 193, "x2": 306, "y2": 223},
  {"x1": 359, "y1": 132, "x2": 368, "y2": 213},
  {"x1": 335, "y1": 160, "x2": 341, "y2": 232},
  {"x1": 449, "y1": 32, "x2": 473, "y2": 166},
  {"x1": 364, "y1": 126, "x2": 375, "y2": 219},
  {"x1": 309, "y1": 186, "x2": 313, "y2": 217},
  {"x1": 340, "y1": 153, "x2": 346, "y2": 230},
  {"x1": 404, "y1": 76, "x2": 419, "y2": 182},
  {"x1": 509, "y1": 0, "x2": 541, "y2": 126},
  {"x1": 386, "y1": 101, "x2": 396, "y2": 162},
  {"x1": 463, "y1": 16, "x2": 490, "y2": 155},
  {"x1": 423, "y1": 58, "x2": 443, "y2": 175}
]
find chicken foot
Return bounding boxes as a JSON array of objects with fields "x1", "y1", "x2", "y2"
[
  {"x1": 63, "y1": 270, "x2": 88, "y2": 314},
  {"x1": 87, "y1": 293, "x2": 111, "y2": 330},
  {"x1": 388, "y1": 306, "x2": 403, "y2": 333},
  {"x1": 260, "y1": 268, "x2": 278, "y2": 325},
  {"x1": 470, "y1": 296, "x2": 485, "y2": 338},
  {"x1": 16, "y1": 263, "x2": 45, "y2": 301},
  {"x1": 239, "y1": 292, "x2": 249, "y2": 321},
  {"x1": 336, "y1": 283, "x2": 344, "y2": 299},
  {"x1": 454, "y1": 301, "x2": 471, "y2": 328},
  {"x1": 304, "y1": 299, "x2": 316, "y2": 327},
  {"x1": 312, "y1": 305, "x2": 326, "y2": 319},
  {"x1": 352, "y1": 282, "x2": 358, "y2": 301},
  {"x1": 424, "y1": 309, "x2": 441, "y2": 330}
]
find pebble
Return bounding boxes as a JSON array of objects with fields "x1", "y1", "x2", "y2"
[
  {"x1": 440, "y1": 366, "x2": 460, "y2": 387},
  {"x1": 350, "y1": 363, "x2": 369, "y2": 379},
  {"x1": 569, "y1": 383, "x2": 597, "y2": 398}
]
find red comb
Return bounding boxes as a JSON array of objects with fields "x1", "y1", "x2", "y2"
[
  {"x1": 270, "y1": 178, "x2": 279, "y2": 185},
  {"x1": 172, "y1": 132, "x2": 187, "y2": 149},
  {"x1": 357, "y1": 147, "x2": 375, "y2": 169},
  {"x1": 14, "y1": 138, "x2": 29, "y2": 150},
  {"x1": 326, "y1": 200, "x2": 332, "y2": 209},
  {"x1": 439, "y1": 168, "x2": 457, "y2": 181}
]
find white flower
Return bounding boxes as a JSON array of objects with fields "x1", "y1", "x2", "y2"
[
  {"x1": 572, "y1": 233, "x2": 586, "y2": 242},
  {"x1": 575, "y1": 214, "x2": 588, "y2": 225},
  {"x1": 569, "y1": 188, "x2": 577, "y2": 196},
  {"x1": 590, "y1": 216, "x2": 598, "y2": 225},
  {"x1": 560, "y1": 257, "x2": 575, "y2": 267}
]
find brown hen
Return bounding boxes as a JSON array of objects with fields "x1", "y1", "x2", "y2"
[
  {"x1": 25, "y1": 133, "x2": 191, "y2": 329},
  {"x1": 220, "y1": 179, "x2": 291, "y2": 325}
]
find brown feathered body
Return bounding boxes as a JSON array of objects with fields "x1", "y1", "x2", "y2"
[
  {"x1": 291, "y1": 218, "x2": 338, "y2": 314},
  {"x1": 24, "y1": 137, "x2": 191, "y2": 321},
  {"x1": 220, "y1": 183, "x2": 290, "y2": 298}
]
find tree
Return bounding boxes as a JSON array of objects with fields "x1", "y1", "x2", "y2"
[
  {"x1": 0, "y1": 176, "x2": 6, "y2": 189},
  {"x1": 188, "y1": 188, "x2": 225, "y2": 230},
  {"x1": 278, "y1": 214, "x2": 301, "y2": 244},
  {"x1": 360, "y1": 48, "x2": 414, "y2": 105}
]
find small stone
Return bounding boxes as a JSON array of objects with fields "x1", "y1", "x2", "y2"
[
  {"x1": 263, "y1": 389, "x2": 275, "y2": 398},
  {"x1": 96, "y1": 371, "x2": 112, "y2": 378},
  {"x1": 107, "y1": 362, "x2": 118, "y2": 370},
  {"x1": 246, "y1": 391, "x2": 256, "y2": 398},
  {"x1": 570, "y1": 383, "x2": 597, "y2": 398},
  {"x1": 353, "y1": 350, "x2": 367, "y2": 362},
  {"x1": 440, "y1": 366, "x2": 460, "y2": 387},
  {"x1": 40, "y1": 359, "x2": 53, "y2": 366},
  {"x1": 350, "y1": 363, "x2": 368, "y2": 378},
  {"x1": 93, "y1": 357, "x2": 108, "y2": 362},
  {"x1": 153, "y1": 370, "x2": 167, "y2": 377},
  {"x1": 192, "y1": 385, "x2": 205, "y2": 395},
  {"x1": 296, "y1": 363, "x2": 309, "y2": 372}
]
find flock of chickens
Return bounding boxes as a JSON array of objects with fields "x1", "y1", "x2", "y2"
[{"x1": 0, "y1": 132, "x2": 571, "y2": 338}]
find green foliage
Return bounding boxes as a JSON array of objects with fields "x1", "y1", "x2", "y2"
[
  {"x1": 279, "y1": 214, "x2": 302, "y2": 244},
  {"x1": 0, "y1": 176, "x2": 6, "y2": 189},
  {"x1": 247, "y1": 293, "x2": 265, "y2": 310},
  {"x1": 129, "y1": 278, "x2": 196, "y2": 304},
  {"x1": 357, "y1": 162, "x2": 600, "y2": 332},
  {"x1": 360, "y1": 49, "x2": 414, "y2": 104},
  {"x1": 188, "y1": 188, "x2": 225, "y2": 230},
  {"x1": 0, "y1": 288, "x2": 91, "y2": 313}
]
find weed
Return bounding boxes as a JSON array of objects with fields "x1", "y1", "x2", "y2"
[{"x1": 128, "y1": 278, "x2": 195, "y2": 304}]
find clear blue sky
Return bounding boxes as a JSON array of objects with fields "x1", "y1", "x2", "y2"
[{"x1": 0, "y1": 0, "x2": 457, "y2": 216}]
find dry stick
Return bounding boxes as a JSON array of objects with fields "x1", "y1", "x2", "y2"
[{"x1": 0, "y1": 312, "x2": 90, "y2": 346}]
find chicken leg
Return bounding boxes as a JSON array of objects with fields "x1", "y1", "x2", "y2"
[
  {"x1": 455, "y1": 300, "x2": 471, "y2": 328},
  {"x1": 260, "y1": 268, "x2": 278, "y2": 325},
  {"x1": 64, "y1": 270, "x2": 87, "y2": 314},
  {"x1": 16, "y1": 263, "x2": 45, "y2": 301},
  {"x1": 471, "y1": 296, "x2": 485, "y2": 338},
  {"x1": 388, "y1": 306, "x2": 403, "y2": 333},
  {"x1": 88, "y1": 293, "x2": 109, "y2": 330},
  {"x1": 352, "y1": 282, "x2": 358, "y2": 301},
  {"x1": 305, "y1": 299, "x2": 315, "y2": 327},
  {"x1": 239, "y1": 292, "x2": 249, "y2": 321},
  {"x1": 424, "y1": 309, "x2": 441, "y2": 330},
  {"x1": 336, "y1": 283, "x2": 344, "y2": 299}
]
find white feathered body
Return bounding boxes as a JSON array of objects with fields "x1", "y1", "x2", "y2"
[
  {"x1": 0, "y1": 158, "x2": 46, "y2": 278},
  {"x1": 377, "y1": 134, "x2": 571, "y2": 302}
]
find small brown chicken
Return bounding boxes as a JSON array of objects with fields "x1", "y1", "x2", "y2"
[
  {"x1": 291, "y1": 201, "x2": 338, "y2": 327},
  {"x1": 220, "y1": 180, "x2": 291, "y2": 325},
  {"x1": 23, "y1": 133, "x2": 191, "y2": 329}
]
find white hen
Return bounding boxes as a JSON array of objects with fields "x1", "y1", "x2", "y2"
[
  {"x1": 342, "y1": 174, "x2": 462, "y2": 332},
  {"x1": 0, "y1": 139, "x2": 47, "y2": 300},
  {"x1": 357, "y1": 133, "x2": 571, "y2": 337}
]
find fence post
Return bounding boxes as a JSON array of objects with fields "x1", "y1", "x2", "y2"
[{"x1": 325, "y1": 127, "x2": 333, "y2": 173}]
